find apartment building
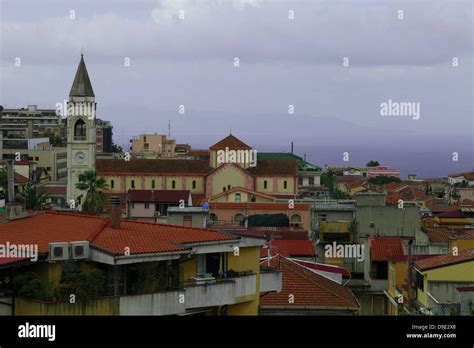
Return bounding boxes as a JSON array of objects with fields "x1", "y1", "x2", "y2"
[{"x1": 0, "y1": 210, "x2": 282, "y2": 316}]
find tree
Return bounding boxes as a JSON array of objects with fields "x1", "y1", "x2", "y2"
[
  {"x1": 366, "y1": 160, "x2": 380, "y2": 167},
  {"x1": 21, "y1": 184, "x2": 50, "y2": 210},
  {"x1": 48, "y1": 135, "x2": 64, "y2": 147},
  {"x1": 111, "y1": 143, "x2": 123, "y2": 153},
  {"x1": 368, "y1": 176, "x2": 400, "y2": 186},
  {"x1": 75, "y1": 170, "x2": 108, "y2": 213}
]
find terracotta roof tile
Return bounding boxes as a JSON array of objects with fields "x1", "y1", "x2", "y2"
[
  {"x1": 263, "y1": 239, "x2": 315, "y2": 257},
  {"x1": 209, "y1": 134, "x2": 251, "y2": 150},
  {"x1": 370, "y1": 237, "x2": 405, "y2": 261},
  {"x1": 247, "y1": 160, "x2": 298, "y2": 176},
  {"x1": 424, "y1": 227, "x2": 452, "y2": 243},
  {"x1": 260, "y1": 256, "x2": 359, "y2": 309},
  {"x1": 0, "y1": 212, "x2": 237, "y2": 256},
  {"x1": 96, "y1": 159, "x2": 211, "y2": 175},
  {"x1": 415, "y1": 249, "x2": 474, "y2": 271}
]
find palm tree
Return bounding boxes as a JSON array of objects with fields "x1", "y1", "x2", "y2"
[
  {"x1": 21, "y1": 184, "x2": 50, "y2": 210},
  {"x1": 75, "y1": 170, "x2": 108, "y2": 213}
]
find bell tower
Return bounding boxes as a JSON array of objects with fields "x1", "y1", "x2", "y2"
[{"x1": 66, "y1": 54, "x2": 97, "y2": 206}]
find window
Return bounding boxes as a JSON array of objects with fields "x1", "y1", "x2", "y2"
[
  {"x1": 298, "y1": 177, "x2": 303, "y2": 185},
  {"x1": 264, "y1": 180, "x2": 268, "y2": 189},
  {"x1": 111, "y1": 180, "x2": 114, "y2": 189},
  {"x1": 192, "y1": 180, "x2": 196, "y2": 189},
  {"x1": 234, "y1": 213, "x2": 245, "y2": 223},
  {"x1": 235, "y1": 193, "x2": 241, "y2": 202},
  {"x1": 131, "y1": 180, "x2": 135, "y2": 189},
  {"x1": 223, "y1": 187, "x2": 226, "y2": 192},
  {"x1": 283, "y1": 180, "x2": 287, "y2": 189},
  {"x1": 172, "y1": 180, "x2": 176, "y2": 189},
  {"x1": 35, "y1": 157, "x2": 39, "y2": 161},
  {"x1": 131, "y1": 203, "x2": 135, "y2": 209},
  {"x1": 73, "y1": 119, "x2": 86, "y2": 140},
  {"x1": 290, "y1": 214, "x2": 302, "y2": 228},
  {"x1": 144, "y1": 203, "x2": 149, "y2": 209},
  {"x1": 144, "y1": 143, "x2": 149, "y2": 150},
  {"x1": 183, "y1": 216, "x2": 192, "y2": 227},
  {"x1": 227, "y1": 185, "x2": 231, "y2": 190},
  {"x1": 309, "y1": 178, "x2": 314, "y2": 186},
  {"x1": 151, "y1": 180, "x2": 155, "y2": 189}
]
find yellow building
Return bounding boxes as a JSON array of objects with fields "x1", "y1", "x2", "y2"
[
  {"x1": 414, "y1": 250, "x2": 474, "y2": 315},
  {"x1": 131, "y1": 134, "x2": 176, "y2": 158}
]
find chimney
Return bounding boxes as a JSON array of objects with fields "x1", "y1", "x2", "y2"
[
  {"x1": 109, "y1": 196, "x2": 122, "y2": 229},
  {"x1": 291, "y1": 141, "x2": 293, "y2": 154},
  {"x1": 7, "y1": 159, "x2": 15, "y2": 203}
]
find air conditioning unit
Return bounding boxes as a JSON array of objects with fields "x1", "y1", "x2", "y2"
[
  {"x1": 70, "y1": 241, "x2": 90, "y2": 260},
  {"x1": 48, "y1": 242, "x2": 69, "y2": 261}
]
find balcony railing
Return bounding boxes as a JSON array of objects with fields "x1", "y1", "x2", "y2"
[{"x1": 15, "y1": 273, "x2": 261, "y2": 315}]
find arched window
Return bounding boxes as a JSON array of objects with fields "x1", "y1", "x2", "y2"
[
  {"x1": 74, "y1": 119, "x2": 86, "y2": 140},
  {"x1": 111, "y1": 180, "x2": 115, "y2": 189},
  {"x1": 172, "y1": 180, "x2": 176, "y2": 189},
  {"x1": 151, "y1": 180, "x2": 155, "y2": 189},
  {"x1": 234, "y1": 213, "x2": 245, "y2": 224},
  {"x1": 210, "y1": 213, "x2": 219, "y2": 222},
  {"x1": 192, "y1": 180, "x2": 196, "y2": 189},
  {"x1": 290, "y1": 214, "x2": 302, "y2": 228}
]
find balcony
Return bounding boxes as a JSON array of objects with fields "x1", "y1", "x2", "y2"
[
  {"x1": 320, "y1": 221, "x2": 351, "y2": 233},
  {"x1": 14, "y1": 273, "x2": 266, "y2": 316},
  {"x1": 119, "y1": 290, "x2": 185, "y2": 315}
]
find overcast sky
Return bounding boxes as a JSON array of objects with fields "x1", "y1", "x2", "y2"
[{"x1": 0, "y1": 0, "x2": 472, "y2": 177}]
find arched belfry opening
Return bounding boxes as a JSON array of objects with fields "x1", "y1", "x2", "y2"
[{"x1": 74, "y1": 118, "x2": 87, "y2": 140}]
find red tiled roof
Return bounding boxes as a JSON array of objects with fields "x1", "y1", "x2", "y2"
[
  {"x1": 128, "y1": 190, "x2": 190, "y2": 203},
  {"x1": 0, "y1": 212, "x2": 106, "y2": 253},
  {"x1": 14, "y1": 172, "x2": 30, "y2": 184},
  {"x1": 92, "y1": 220, "x2": 235, "y2": 255},
  {"x1": 187, "y1": 150, "x2": 210, "y2": 156},
  {"x1": 0, "y1": 211, "x2": 237, "y2": 256},
  {"x1": 264, "y1": 239, "x2": 315, "y2": 257},
  {"x1": 209, "y1": 134, "x2": 251, "y2": 150},
  {"x1": 260, "y1": 256, "x2": 359, "y2": 310},
  {"x1": 96, "y1": 159, "x2": 211, "y2": 175},
  {"x1": 290, "y1": 259, "x2": 350, "y2": 277},
  {"x1": 247, "y1": 160, "x2": 298, "y2": 176},
  {"x1": 39, "y1": 186, "x2": 67, "y2": 196},
  {"x1": 370, "y1": 237, "x2": 405, "y2": 261},
  {"x1": 424, "y1": 227, "x2": 452, "y2": 243},
  {"x1": 415, "y1": 249, "x2": 474, "y2": 271},
  {"x1": 448, "y1": 172, "x2": 474, "y2": 180}
]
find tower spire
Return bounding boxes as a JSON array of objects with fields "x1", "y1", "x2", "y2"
[{"x1": 69, "y1": 54, "x2": 95, "y2": 98}]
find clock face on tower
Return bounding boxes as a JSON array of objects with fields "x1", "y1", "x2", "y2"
[{"x1": 75, "y1": 151, "x2": 86, "y2": 163}]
